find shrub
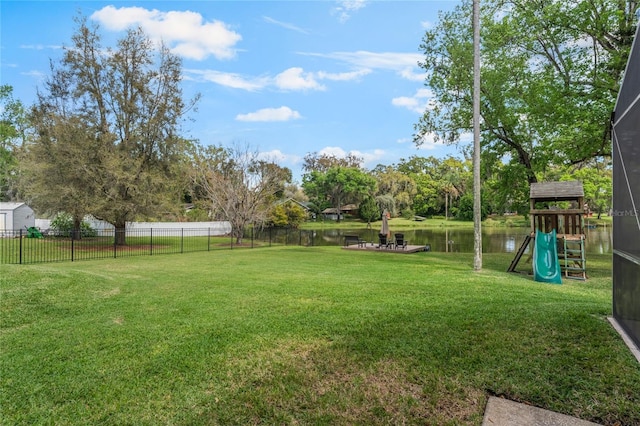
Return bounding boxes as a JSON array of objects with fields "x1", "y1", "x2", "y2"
[
  {"x1": 185, "y1": 207, "x2": 209, "y2": 222},
  {"x1": 50, "y1": 213, "x2": 96, "y2": 237},
  {"x1": 400, "y1": 208, "x2": 415, "y2": 219},
  {"x1": 268, "y1": 202, "x2": 308, "y2": 228},
  {"x1": 359, "y1": 196, "x2": 380, "y2": 224}
]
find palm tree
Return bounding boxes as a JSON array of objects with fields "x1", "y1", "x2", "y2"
[{"x1": 442, "y1": 182, "x2": 461, "y2": 220}]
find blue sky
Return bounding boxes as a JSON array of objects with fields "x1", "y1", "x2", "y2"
[{"x1": 1, "y1": 0, "x2": 466, "y2": 182}]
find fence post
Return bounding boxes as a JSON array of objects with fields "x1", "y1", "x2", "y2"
[
  {"x1": 113, "y1": 230, "x2": 117, "y2": 258},
  {"x1": 251, "y1": 225, "x2": 254, "y2": 249},
  {"x1": 150, "y1": 228, "x2": 153, "y2": 256},
  {"x1": 19, "y1": 229, "x2": 23, "y2": 264},
  {"x1": 71, "y1": 233, "x2": 74, "y2": 262},
  {"x1": 181, "y1": 228, "x2": 184, "y2": 253},
  {"x1": 299, "y1": 230, "x2": 302, "y2": 246},
  {"x1": 208, "y1": 228, "x2": 211, "y2": 251}
]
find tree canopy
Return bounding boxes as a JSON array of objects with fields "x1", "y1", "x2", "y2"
[
  {"x1": 21, "y1": 17, "x2": 197, "y2": 243},
  {"x1": 302, "y1": 165, "x2": 376, "y2": 222},
  {"x1": 371, "y1": 165, "x2": 417, "y2": 218},
  {"x1": 21, "y1": 113, "x2": 100, "y2": 237},
  {"x1": 414, "y1": 0, "x2": 637, "y2": 209},
  {"x1": 0, "y1": 85, "x2": 26, "y2": 201},
  {"x1": 189, "y1": 143, "x2": 291, "y2": 243}
]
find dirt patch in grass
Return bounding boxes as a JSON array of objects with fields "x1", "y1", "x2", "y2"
[{"x1": 219, "y1": 339, "x2": 485, "y2": 424}]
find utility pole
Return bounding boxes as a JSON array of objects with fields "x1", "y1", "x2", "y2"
[{"x1": 473, "y1": 0, "x2": 482, "y2": 271}]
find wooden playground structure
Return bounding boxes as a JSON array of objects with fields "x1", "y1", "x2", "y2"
[{"x1": 508, "y1": 181, "x2": 587, "y2": 280}]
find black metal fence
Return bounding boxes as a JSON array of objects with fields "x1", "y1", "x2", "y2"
[{"x1": 0, "y1": 227, "x2": 318, "y2": 265}]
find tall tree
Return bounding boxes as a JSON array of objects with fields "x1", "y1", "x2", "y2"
[
  {"x1": 561, "y1": 163, "x2": 612, "y2": 219},
  {"x1": 438, "y1": 157, "x2": 469, "y2": 220},
  {"x1": 190, "y1": 143, "x2": 291, "y2": 244},
  {"x1": 21, "y1": 113, "x2": 98, "y2": 237},
  {"x1": 358, "y1": 196, "x2": 381, "y2": 226},
  {"x1": 0, "y1": 86, "x2": 27, "y2": 201},
  {"x1": 397, "y1": 156, "x2": 447, "y2": 217},
  {"x1": 23, "y1": 17, "x2": 197, "y2": 244},
  {"x1": 302, "y1": 152, "x2": 362, "y2": 173},
  {"x1": 371, "y1": 165, "x2": 417, "y2": 218},
  {"x1": 414, "y1": 0, "x2": 638, "y2": 204},
  {"x1": 302, "y1": 166, "x2": 376, "y2": 223}
]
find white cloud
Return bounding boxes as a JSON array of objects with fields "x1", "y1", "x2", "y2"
[
  {"x1": 91, "y1": 6, "x2": 242, "y2": 61},
  {"x1": 392, "y1": 88, "x2": 434, "y2": 113},
  {"x1": 353, "y1": 148, "x2": 386, "y2": 166},
  {"x1": 398, "y1": 67, "x2": 425, "y2": 82},
  {"x1": 185, "y1": 66, "x2": 368, "y2": 92},
  {"x1": 458, "y1": 131, "x2": 473, "y2": 143},
  {"x1": 318, "y1": 146, "x2": 349, "y2": 158},
  {"x1": 316, "y1": 146, "x2": 385, "y2": 168},
  {"x1": 316, "y1": 69, "x2": 371, "y2": 81},
  {"x1": 414, "y1": 132, "x2": 443, "y2": 150},
  {"x1": 274, "y1": 67, "x2": 325, "y2": 91},
  {"x1": 258, "y1": 149, "x2": 302, "y2": 165},
  {"x1": 421, "y1": 20, "x2": 433, "y2": 29},
  {"x1": 325, "y1": 51, "x2": 422, "y2": 69},
  {"x1": 184, "y1": 69, "x2": 268, "y2": 91},
  {"x1": 19, "y1": 44, "x2": 61, "y2": 50},
  {"x1": 263, "y1": 16, "x2": 309, "y2": 34},
  {"x1": 236, "y1": 106, "x2": 302, "y2": 122},
  {"x1": 22, "y1": 70, "x2": 47, "y2": 80},
  {"x1": 301, "y1": 51, "x2": 423, "y2": 81},
  {"x1": 332, "y1": 0, "x2": 368, "y2": 23}
]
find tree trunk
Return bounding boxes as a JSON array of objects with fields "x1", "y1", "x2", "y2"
[
  {"x1": 445, "y1": 192, "x2": 449, "y2": 220},
  {"x1": 115, "y1": 219, "x2": 127, "y2": 246},
  {"x1": 234, "y1": 227, "x2": 243, "y2": 245},
  {"x1": 72, "y1": 216, "x2": 82, "y2": 240}
]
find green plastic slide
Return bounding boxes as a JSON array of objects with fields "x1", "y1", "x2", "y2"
[{"x1": 533, "y1": 229, "x2": 562, "y2": 284}]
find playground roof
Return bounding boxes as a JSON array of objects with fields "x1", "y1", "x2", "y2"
[{"x1": 530, "y1": 181, "x2": 584, "y2": 202}]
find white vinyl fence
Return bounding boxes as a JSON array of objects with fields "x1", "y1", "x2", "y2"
[{"x1": 35, "y1": 219, "x2": 231, "y2": 236}]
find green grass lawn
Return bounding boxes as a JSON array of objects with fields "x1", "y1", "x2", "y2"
[{"x1": 1, "y1": 248, "x2": 638, "y2": 425}]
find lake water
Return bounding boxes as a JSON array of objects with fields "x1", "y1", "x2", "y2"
[{"x1": 306, "y1": 225, "x2": 612, "y2": 254}]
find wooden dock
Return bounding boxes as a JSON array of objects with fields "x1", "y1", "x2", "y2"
[{"x1": 342, "y1": 244, "x2": 428, "y2": 254}]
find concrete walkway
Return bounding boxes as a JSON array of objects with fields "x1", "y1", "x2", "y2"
[{"x1": 482, "y1": 397, "x2": 601, "y2": 426}]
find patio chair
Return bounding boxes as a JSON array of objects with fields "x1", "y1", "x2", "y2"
[
  {"x1": 394, "y1": 233, "x2": 408, "y2": 250},
  {"x1": 378, "y1": 233, "x2": 393, "y2": 249}
]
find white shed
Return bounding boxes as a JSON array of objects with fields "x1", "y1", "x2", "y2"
[{"x1": 0, "y1": 202, "x2": 36, "y2": 232}]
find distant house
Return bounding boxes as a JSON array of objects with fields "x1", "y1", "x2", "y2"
[
  {"x1": 0, "y1": 202, "x2": 35, "y2": 232},
  {"x1": 321, "y1": 204, "x2": 359, "y2": 221}
]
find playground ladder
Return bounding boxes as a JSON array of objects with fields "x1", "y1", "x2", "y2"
[{"x1": 562, "y1": 236, "x2": 586, "y2": 280}]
